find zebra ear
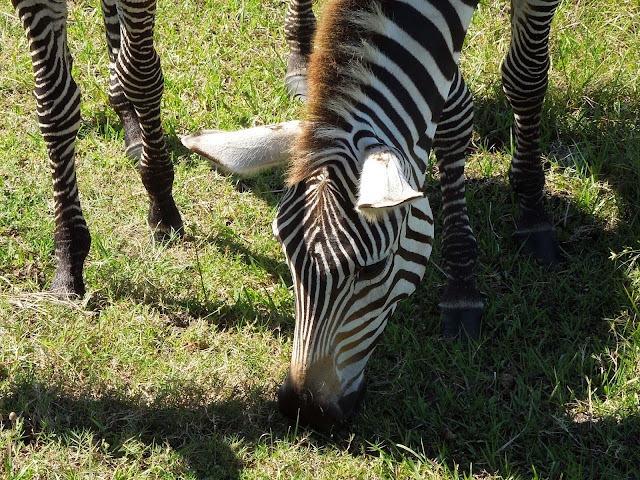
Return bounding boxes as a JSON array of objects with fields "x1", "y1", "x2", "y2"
[
  {"x1": 181, "y1": 121, "x2": 301, "y2": 175},
  {"x1": 356, "y1": 149, "x2": 423, "y2": 221}
]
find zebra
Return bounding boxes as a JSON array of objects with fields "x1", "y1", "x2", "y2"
[
  {"x1": 183, "y1": 0, "x2": 562, "y2": 430},
  {"x1": 10, "y1": 0, "x2": 185, "y2": 297}
]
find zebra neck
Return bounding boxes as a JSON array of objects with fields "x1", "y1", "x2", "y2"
[{"x1": 291, "y1": 0, "x2": 478, "y2": 188}]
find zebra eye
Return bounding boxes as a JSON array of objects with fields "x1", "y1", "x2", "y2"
[{"x1": 357, "y1": 258, "x2": 388, "y2": 282}]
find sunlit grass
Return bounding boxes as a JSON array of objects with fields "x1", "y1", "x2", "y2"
[{"x1": 1, "y1": 0, "x2": 639, "y2": 478}]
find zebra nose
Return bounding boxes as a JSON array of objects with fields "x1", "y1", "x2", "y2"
[{"x1": 277, "y1": 378, "x2": 367, "y2": 431}]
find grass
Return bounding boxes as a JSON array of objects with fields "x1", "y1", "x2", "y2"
[{"x1": 1, "y1": 0, "x2": 639, "y2": 478}]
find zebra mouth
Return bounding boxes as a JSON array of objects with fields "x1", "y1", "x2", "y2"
[{"x1": 277, "y1": 378, "x2": 367, "y2": 432}]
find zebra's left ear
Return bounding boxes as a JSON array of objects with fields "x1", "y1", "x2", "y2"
[
  {"x1": 356, "y1": 149, "x2": 423, "y2": 222},
  {"x1": 181, "y1": 121, "x2": 301, "y2": 176}
]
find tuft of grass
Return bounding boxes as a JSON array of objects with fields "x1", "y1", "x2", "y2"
[{"x1": 1, "y1": 0, "x2": 639, "y2": 478}]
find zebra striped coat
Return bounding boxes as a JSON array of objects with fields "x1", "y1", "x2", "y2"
[
  {"x1": 9, "y1": 0, "x2": 317, "y2": 297},
  {"x1": 185, "y1": 0, "x2": 562, "y2": 430},
  {"x1": 10, "y1": 0, "x2": 185, "y2": 296}
]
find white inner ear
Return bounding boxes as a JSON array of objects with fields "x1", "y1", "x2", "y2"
[
  {"x1": 356, "y1": 149, "x2": 423, "y2": 222},
  {"x1": 181, "y1": 120, "x2": 301, "y2": 176}
]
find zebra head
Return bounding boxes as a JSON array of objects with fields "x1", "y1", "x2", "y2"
[
  {"x1": 274, "y1": 145, "x2": 434, "y2": 430},
  {"x1": 183, "y1": 125, "x2": 434, "y2": 430}
]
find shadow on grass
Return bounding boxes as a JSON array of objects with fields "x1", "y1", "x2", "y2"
[
  {"x1": 46, "y1": 74, "x2": 639, "y2": 479},
  {"x1": 352, "y1": 172, "x2": 639, "y2": 478},
  {"x1": 202, "y1": 225, "x2": 290, "y2": 285},
  {"x1": 89, "y1": 275, "x2": 295, "y2": 337},
  {"x1": 1, "y1": 380, "x2": 264, "y2": 479}
]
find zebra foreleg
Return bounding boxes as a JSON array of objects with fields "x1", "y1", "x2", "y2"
[
  {"x1": 115, "y1": 0, "x2": 183, "y2": 241},
  {"x1": 100, "y1": 0, "x2": 143, "y2": 161},
  {"x1": 12, "y1": 0, "x2": 91, "y2": 296},
  {"x1": 284, "y1": 0, "x2": 316, "y2": 100},
  {"x1": 434, "y1": 71, "x2": 483, "y2": 340},
  {"x1": 502, "y1": 0, "x2": 561, "y2": 266}
]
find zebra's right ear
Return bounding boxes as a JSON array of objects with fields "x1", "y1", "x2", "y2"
[
  {"x1": 181, "y1": 121, "x2": 302, "y2": 175},
  {"x1": 356, "y1": 148, "x2": 423, "y2": 222}
]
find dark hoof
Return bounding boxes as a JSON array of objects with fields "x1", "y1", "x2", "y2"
[
  {"x1": 50, "y1": 270, "x2": 85, "y2": 298},
  {"x1": 285, "y1": 73, "x2": 308, "y2": 101},
  {"x1": 148, "y1": 198, "x2": 184, "y2": 242},
  {"x1": 441, "y1": 307, "x2": 482, "y2": 342},
  {"x1": 125, "y1": 141, "x2": 144, "y2": 163},
  {"x1": 151, "y1": 219, "x2": 184, "y2": 243},
  {"x1": 514, "y1": 229, "x2": 562, "y2": 267},
  {"x1": 152, "y1": 226, "x2": 184, "y2": 243}
]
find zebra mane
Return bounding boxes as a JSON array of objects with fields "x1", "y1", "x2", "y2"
[{"x1": 288, "y1": 0, "x2": 390, "y2": 186}]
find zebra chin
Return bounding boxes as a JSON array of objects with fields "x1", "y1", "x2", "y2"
[{"x1": 277, "y1": 375, "x2": 367, "y2": 432}]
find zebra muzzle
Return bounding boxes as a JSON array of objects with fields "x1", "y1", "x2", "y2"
[{"x1": 277, "y1": 377, "x2": 367, "y2": 431}]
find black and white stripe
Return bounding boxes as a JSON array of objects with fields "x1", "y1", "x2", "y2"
[
  {"x1": 278, "y1": 0, "x2": 563, "y2": 351},
  {"x1": 277, "y1": 0, "x2": 563, "y2": 428},
  {"x1": 11, "y1": 0, "x2": 183, "y2": 296},
  {"x1": 182, "y1": 0, "x2": 563, "y2": 430},
  {"x1": 275, "y1": 0, "x2": 477, "y2": 429},
  {"x1": 284, "y1": 0, "x2": 316, "y2": 98},
  {"x1": 502, "y1": 0, "x2": 561, "y2": 265}
]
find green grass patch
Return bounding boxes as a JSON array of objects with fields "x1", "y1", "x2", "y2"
[{"x1": 1, "y1": 0, "x2": 639, "y2": 478}]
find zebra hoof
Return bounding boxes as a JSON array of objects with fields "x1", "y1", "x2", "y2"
[
  {"x1": 514, "y1": 229, "x2": 562, "y2": 267},
  {"x1": 50, "y1": 270, "x2": 85, "y2": 299},
  {"x1": 125, "y1": 141, "x2": 144, "y2": 163},
  {"x1": 441, "y1": 307, "x2": 482, "y2": 342},
  {"x1": 148, "y1": 198, "x2": 184, "y2": 242},
  {"x1": 285, "y1": 73, "x2": 309, "y2": 101}
]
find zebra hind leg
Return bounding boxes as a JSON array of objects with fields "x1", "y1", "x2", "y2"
[
  {"x1": 434, "y1": 71, "x2": 483, "y2": 341},
  {"x1": 502, "y1": 0, "x2": 562, "y2": 266},
  {"x1": 284, "y1": 0, "x2": 316, "y2": 100},
  {"x1": 12, "y1": 0, "x2": 91, "y2": 296},
  {"x1": 114, "y1": 0, "x2": 183, "y2": 241},
  {"x1": 101, "y1": 0, "x2": 143, "y2": 161}
]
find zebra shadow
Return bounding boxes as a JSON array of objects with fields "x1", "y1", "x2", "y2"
[
  {"x1": 0, "y1": 379, "x2": 282, "y2": 480},
  {"x1": 333, "y1": 172, "x2": 638, "y2": 477}
]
